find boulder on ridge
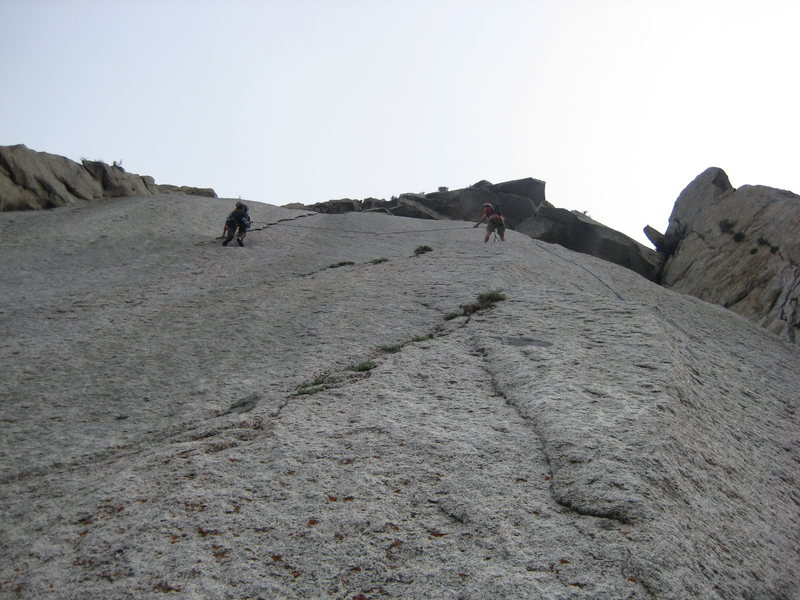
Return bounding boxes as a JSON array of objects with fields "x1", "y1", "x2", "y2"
[
  {"x1": 309, "y1": 198, "x2": 362, "y2": 214},
  {"x1": 414, "y1": 178, "x2": 547, "y2": 227}
]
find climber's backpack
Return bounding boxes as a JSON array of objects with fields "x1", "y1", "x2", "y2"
[{"x1": 226, "y1": 208, "x2": 252, "y2": 230}]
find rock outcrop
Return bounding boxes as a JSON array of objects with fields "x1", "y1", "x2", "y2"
[
  {"x1": 643, "y1": 225, "x2": 665, "y2": 251},
  {"x1": 517, "y1": 205, "x2": 662, "y2": 280},
  {"x1": 0, "y1": 144, "x2": 216, "y2": 211},
  {"x1": 298, "y1": 178, "x2": 661, "y2": 280},
  {"x1": 659, "y1": 167, "x2": 800, "y2": 342},
  {"x1": 308, "y1": 198, "x2": 362, "y2": 214}
]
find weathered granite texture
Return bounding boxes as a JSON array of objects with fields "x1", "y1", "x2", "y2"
[
  {"x1": 0, "y1": 144, "x2": 216, "y2": 211},
  {"x1": 660, "y1": 167, "x2": 800, "y2": 343},
  {"x1": 1, "y1": 197, "x2": 797, "y2": 599}
]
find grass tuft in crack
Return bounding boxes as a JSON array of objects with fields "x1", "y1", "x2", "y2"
[
  {"x1": 296, "y1": 385, "x2": 326, "y2": 396},
  {"x1": 295, "y1": 373, "x2": 329, "y2": 395},
  {"x1": 380, "y1": 343, "x2": 405, "y2": 354},
  {"x1": 455, "y1": 290, "x2": 506, "y2": 318},
  {"x1": 379, "y1": 332, "x2": 438, "y2": 354},
  {"x1": 347, "y1": 361, "x2": 376, "y2": 372},
  {"x1": 411, "y1": 333, "x2": 435, "y2": 343}
]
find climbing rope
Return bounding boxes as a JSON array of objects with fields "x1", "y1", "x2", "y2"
[
  {"x1": 210, "y1": 212, "x2": 625, "y2": 302},
  {"x1": 198, "y1": 213, "x2": 472, "y2": 245},
  {"x1": 265, "y1": 221, "x2": 474, "y2": 236},
  {"x1": 531, "y1": 239, "x2": 625, "y2": 302},
  {"x1": 247, "y1": 212, "x2": 473, "y2": 236}
]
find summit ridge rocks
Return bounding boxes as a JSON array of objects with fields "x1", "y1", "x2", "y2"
[
  {"x1": 302, "y1": 177, "x2": 663, "y2": 280},
  {"x1": 0, "y1": 144, "x2": 215, "y2": 211}
]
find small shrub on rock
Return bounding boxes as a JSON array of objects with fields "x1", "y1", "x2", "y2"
[
  {"x1": 757, "y1": 236, "x2": 780, "y2": 253},
  {"x1": 296, "y1": 374, "x2": 329, "y2": 395},
  {"x1": 411, "y1": 333, "x2": 435, "y2": 343},
  {"x1": 347, "y1": 361, "x2": 376, "y2": 372},
  {"x1": 459, "y1": 290, "x2": 507, "y2": 317},
  {"x1": 380, "y1": 343, "x2": 405, "y2": 354}
]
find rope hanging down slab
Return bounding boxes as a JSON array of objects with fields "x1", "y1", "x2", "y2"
[
  {"x1": 531, "y1": 239, "x2": 625, "y2": 302},
  {"x1": 218, "y1": 212, "x2": 625, "y2": 301}
]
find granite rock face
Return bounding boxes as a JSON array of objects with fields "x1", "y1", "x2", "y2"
[
  {"x1": 298, "y1": 178, "x2": 662, "y2": 279},
  {"x1": 0, "y1": 198, "x2": 797, "y2": 599},
  {"x1": 0, "y1": 145, "x2": 104, "y2": 210},
  {"x1": 0, "y1": 144, "x2": 216, "y2": 211},
  {"x1": 660, "y1": 167, "x2": 800, "y2": 343}
]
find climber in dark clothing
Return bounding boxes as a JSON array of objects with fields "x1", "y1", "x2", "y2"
[{"x1": 222, "y1": 201, "x2": 249, "y2": 246}]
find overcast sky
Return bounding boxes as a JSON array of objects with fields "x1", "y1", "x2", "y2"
[{"x1": 2, "y1": 0, "x2": 798, "y2": 245}]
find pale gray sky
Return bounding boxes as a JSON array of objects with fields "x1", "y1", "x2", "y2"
[{"x1": 2, "y1": 0, "x2": 798, "y2": 245}]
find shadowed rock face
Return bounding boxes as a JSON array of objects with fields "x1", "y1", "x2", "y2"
[
  {"x1": 0, "y1": 197, "x2": 797, "y2": 599},
  {"x1": 516, "y1": 205, "x2": 662, "y2": 280},
  {"x1": 661, "y1": 167, "x2": 800, "y2": 343},
  {"x1": 416, "y1": 178, "x2": 548, "y2": 226},
  {"x1": 0, "y1": 144, "x2": 216, "y2": 210}
]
